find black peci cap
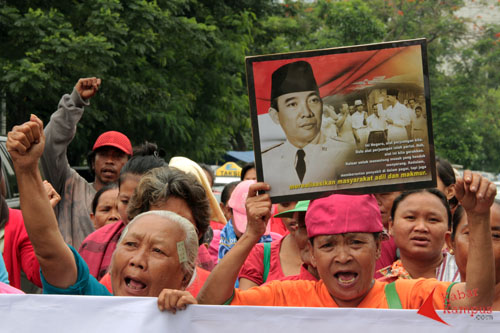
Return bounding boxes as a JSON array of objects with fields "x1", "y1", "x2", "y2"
[{"x1": 271, "y1": 61, "x2": 319, "y2": 101}]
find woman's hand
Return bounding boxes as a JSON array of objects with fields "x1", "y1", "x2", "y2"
[{"x1": 157, "y1": 289, "x2": 197, "y2": 314}]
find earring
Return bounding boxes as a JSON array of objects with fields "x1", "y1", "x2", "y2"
[{"x1": 449, "y1": 249, "x2": 454, "y2": 255}]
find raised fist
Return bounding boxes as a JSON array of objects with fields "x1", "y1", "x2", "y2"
[
  {"x1": 75, "y1": 77, "x2": 101, "y2": 100},
  {"x1": 6, "y1": 114, "x2": 45, "y2": 172}
]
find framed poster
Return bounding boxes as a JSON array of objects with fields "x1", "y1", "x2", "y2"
[{"x1": 246, "y1": 39, "x2": 436, "y2": 203}]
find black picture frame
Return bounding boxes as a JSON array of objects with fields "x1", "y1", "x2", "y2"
[{"x1": 246, "y1": 38, "x2": 436, "y2": 203}]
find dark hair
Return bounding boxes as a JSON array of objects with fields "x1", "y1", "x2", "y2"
[
  {"x1": 415, "y1": 106, "x2": 422, "y2": 111},
  {"x1": 451, "y1": 205, "x2": 465, "y2": 241},
  {"x1": 436, "y1": 157, "x2": 456, "y2": 187},
  {"x1": 127, "y1": 166, "x2": 210, "y2": 244},
  {"x1": 240, "y1": 163, "x2": 255, "y2": 181},
  {"x1": 91, "y1": 183, "x2": 118, "y2": 214},
  {"x1": 221, "y1": 181, "x2": 240, "y2": 205},
  {"x1": 119, "y1": 155, "x2": 166, "y2": 187},
  {"x1": 133, "y1": 141, "x2": 165, "y2": 158},
  {"x1": 271, "y1": 98, "x2": 278, "y2": 112},
  {"x1": 391, "y1": 188, "x2": 452, "y2": 229},
  {"x1": 199, "y1": 163, "x2": 215, "y2": 187},
  {"x1": 387, "y1": 89, "x2": 398, "y2": 97},
  {"x1": 436, "y1": 156, "x2": 458, "y2": 208}
]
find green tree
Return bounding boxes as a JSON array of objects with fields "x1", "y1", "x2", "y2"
[
  {"x1": 437, "y1": 23, "x2": 500, "y2": 171},
  {"x1": 0, "y1": 0, "x2": 259, "y2": 164}
]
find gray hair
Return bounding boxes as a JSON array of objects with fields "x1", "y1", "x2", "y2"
[{"x1": 117, "y1": 210, "x2": 198, "y2": 286}]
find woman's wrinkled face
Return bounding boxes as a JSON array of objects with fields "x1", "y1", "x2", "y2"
[
  {"x1": 110, "y1": 215, "x2": 187, "y2": 297},
  {"x1": 390, "y1": 192, "x2": 449, "y2": 261},
  {"x1": 311, "y1": 233, "x2": 380, "y2": 307},
  {"x1": 118, "y1": 174, "x2": 141, "y2": 225},
  {"x1": 453, "y1": 204, "x2": 500, "y2": 284},
  {"x1": 91, "y1": 188, "x2": 120, "y2": 229}
]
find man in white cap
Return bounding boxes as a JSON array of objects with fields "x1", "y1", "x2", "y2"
[
  {"x1": 41, "y1": 78, "x2": 133, "y2": 249},
  {"x1": 262, "y1": 61, "x2": 353, "y2": 196},
  {"x1": 351, "y1": 99, "x2": 368, "y2": 147}
]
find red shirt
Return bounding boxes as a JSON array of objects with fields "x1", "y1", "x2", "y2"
[
  {"x1": 278, "y1": 264, "x2": 318, "y2": 282},
  {"x1": 78, "y1": 221, "x2": 125, "y2": 280},
  {"x1": 374, "y1": 236, "x2": 397, "y2": 278},
  {"x1": 210, "y1": 220, "x2": 225, "y2": 231},
  {"x1": 3, "y1": 208, "x2": 41, "y2": 289},
  {"x1": 268, "y1": 205, "x2": 288, "y2": 236},
  {"x1": 239, "y1": 237, "x2": 287, "y2": 285}
]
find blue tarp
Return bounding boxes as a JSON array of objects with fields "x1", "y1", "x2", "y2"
[{"x1": 224, "y1": 151, "x2": 254, "y2": 163}]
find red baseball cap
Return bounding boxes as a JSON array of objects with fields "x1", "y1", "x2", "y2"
[
  {"x1": 93, "y1": 131, "x2": 133, "y2": 156},
  {"x1": 228, "y1": 180, "x2": 271, "y2": 235},
  {"x1": 306, "y1": 194, "x2": 383, "y2": 238}
]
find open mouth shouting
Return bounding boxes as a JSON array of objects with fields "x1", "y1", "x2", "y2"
[
  {"x1": 123, "y1": 276, "x2": 148, "y2": 296},
  {"x1": 334, "y1": 271, "x2": 359, "y2": 288}
]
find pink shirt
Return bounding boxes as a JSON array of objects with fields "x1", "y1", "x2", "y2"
[{"x1": 0, "y1": 281, "x2": 24, "y2": 294}]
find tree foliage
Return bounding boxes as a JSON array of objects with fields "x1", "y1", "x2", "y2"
[
  {"x1": 1, "y1": 0, "x2": 499, "y2": 171},
  {"x1": 0, "y1": 0, "x2": 259, "y2": 164}
]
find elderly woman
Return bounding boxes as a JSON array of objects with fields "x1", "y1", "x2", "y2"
[
  {"x1": 161, "y1": 173, "x2": 496, "y2": 311},
  {"x1": 6, "y1": 115, "x2": 198, "y2": 300},
  {"x1": 97, "y1": 165, "x2": 212, "y2": 296},
  {"x1": 79, "y1": 153, "x2": 167, "y2": 280}
]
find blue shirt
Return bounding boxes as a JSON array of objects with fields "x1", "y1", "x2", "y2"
[
  {"x1": 41, "y1": 245, "x2": 112, "y2": 296},
  {"x1": 0, "y1": 253, "x2": 9, "y2": 284}
]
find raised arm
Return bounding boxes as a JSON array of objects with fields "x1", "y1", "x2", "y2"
[
  {"x1": 197, "y1": 182, "x2": 271, "y2": 304},
  {"x1": 40, "y1": 77, "x2": 101, "y2": 193},
  {"x1": 7, "y1": 115, "x2": 77, "y2": 288},
  {"x1": 449, "y1": 170, "x2": 496, "y2": 309}
]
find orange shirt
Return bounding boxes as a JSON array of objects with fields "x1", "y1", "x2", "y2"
[{"x1": 231, "y1": 278, "x2": 451, "y2": 309}]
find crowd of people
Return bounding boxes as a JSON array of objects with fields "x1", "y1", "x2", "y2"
[
  {"x1": 0, "y1": 77, "x2": 499, "y2": 318},
  {"x1": 322, "y1": 91, "x2": 428, "y2": 148}
]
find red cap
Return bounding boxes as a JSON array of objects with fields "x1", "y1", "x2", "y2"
[
  {"x1": 306, "y1": 194, "x2": 383, "y2": 238},
  {"x1": 92, "y1": 131, "x2": 132, "y2": 156}
]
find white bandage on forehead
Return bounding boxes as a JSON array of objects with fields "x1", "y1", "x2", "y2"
[{"x1": 177, "y1": 241, "x2": 188, "y2": 263}]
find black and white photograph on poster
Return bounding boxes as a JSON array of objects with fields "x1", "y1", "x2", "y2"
[{"x1": 246, "y1": 39, "x2": 436, "y2": 203}]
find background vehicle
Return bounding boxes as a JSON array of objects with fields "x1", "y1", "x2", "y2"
[
  {"x1": 0, "y1": 136, "x2": 19, "y2": 209},
  {"x1": 213, "y1": 176, "x2": 240, "y2": 203}
]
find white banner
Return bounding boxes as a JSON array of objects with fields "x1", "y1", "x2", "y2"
[{"x1": 0, "y1": 294, "x2": 498, "y2": 333}]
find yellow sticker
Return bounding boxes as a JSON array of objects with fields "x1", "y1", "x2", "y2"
[{"x1": 177, "y1": 241, "x2": 188, "y2": 263}]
